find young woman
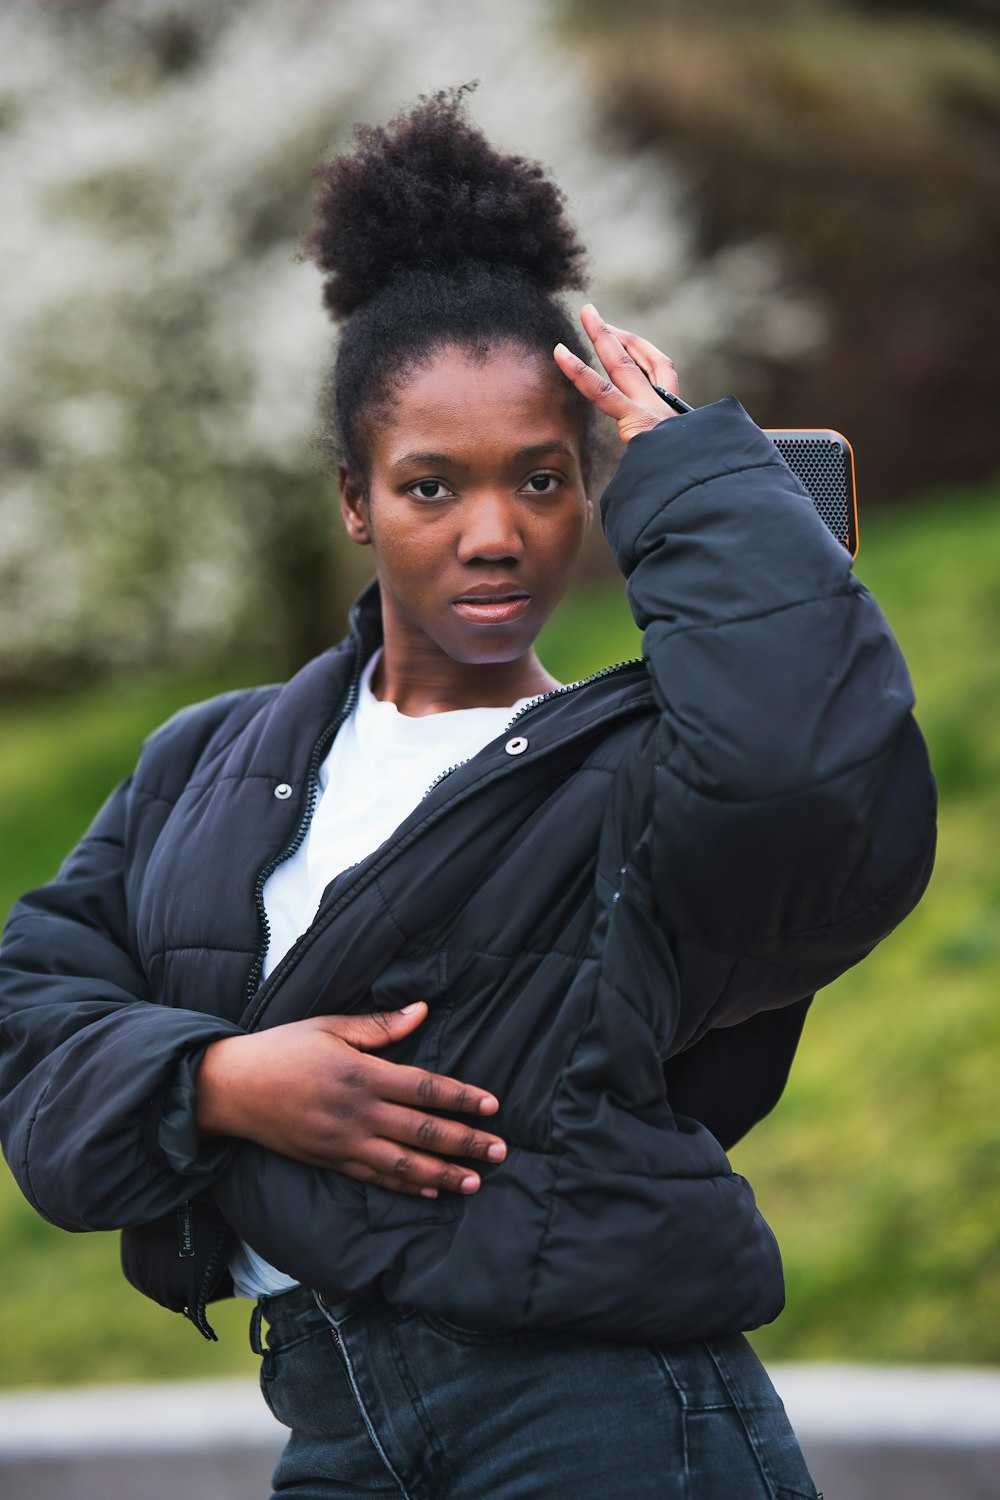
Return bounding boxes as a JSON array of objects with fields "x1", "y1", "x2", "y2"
[{"x1": 0, "y1": 86, "x2": 935, "y2": 1498}]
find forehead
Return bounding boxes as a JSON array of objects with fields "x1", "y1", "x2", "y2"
[{"x1": 372, "y1": 344, "x2": 582, "y2": 469}]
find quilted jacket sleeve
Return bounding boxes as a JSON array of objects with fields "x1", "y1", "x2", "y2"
[
  {"x1": 0, "y1": 756, "x2": 247, "y2": 1234},
  {"x1": 600, "y1": 396, "x2": 937, "y2": 1058}
]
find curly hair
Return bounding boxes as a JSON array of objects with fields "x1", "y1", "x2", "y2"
[{"x1": 303, "y1": 82, "x2": 598, "y2": 487}]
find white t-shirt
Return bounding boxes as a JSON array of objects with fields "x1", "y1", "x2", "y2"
[{"x1": 230, "y1": 645, "x2": 541, "y2": 1299}]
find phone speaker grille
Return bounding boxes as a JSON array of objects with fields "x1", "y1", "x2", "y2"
[{"x1": 769, "y1": 435, "x2": 856, "y2": 553}]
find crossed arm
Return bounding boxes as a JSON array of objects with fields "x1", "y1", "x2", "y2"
[{"x1": 194, "y1": 1003, "x2": 506, "y2": 1199}]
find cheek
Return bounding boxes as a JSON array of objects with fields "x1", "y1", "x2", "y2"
[
  {"x1": 370, "y1": 512, "x2": 451, "y2": 580},
  {"x1": 541, "y1": 504, "x2": 589, "y2": 567}
]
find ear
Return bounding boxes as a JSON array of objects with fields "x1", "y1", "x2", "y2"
[{"x1": 338, "y1": 462, "x2": 372, "y2": 547}]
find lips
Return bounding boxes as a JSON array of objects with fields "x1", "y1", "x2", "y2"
[{"x1": 452, "y1": 590, "x2": 531, "y2": 625}]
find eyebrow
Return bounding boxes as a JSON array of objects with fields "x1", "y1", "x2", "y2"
[{"x1": 389, "y1": 441, "x2": 576, "y2": 472}]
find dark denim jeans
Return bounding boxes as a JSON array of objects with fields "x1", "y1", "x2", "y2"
[{"x1": 253, "y1": 1284, "x2": 821, "y2": 1500}]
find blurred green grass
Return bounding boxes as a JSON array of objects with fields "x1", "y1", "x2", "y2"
[{"x1": 1, "y1": 483, "x2": 998, "y2": 1385}]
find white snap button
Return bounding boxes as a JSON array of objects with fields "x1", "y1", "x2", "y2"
[
  {"x1": 505, "y1": 736, "x2": 528, "y2": 756},
  {"x1": 274, "y1": 783, "x2": 292, "y2": 800}
]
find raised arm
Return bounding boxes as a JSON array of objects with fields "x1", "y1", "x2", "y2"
[{"x1": 556, "y1": 308, "x2": 936, "y2": 1056}]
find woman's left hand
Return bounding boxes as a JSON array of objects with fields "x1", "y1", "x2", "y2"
[{"x1": 554, "y1": 303, "x2": 682, "y2": 445}]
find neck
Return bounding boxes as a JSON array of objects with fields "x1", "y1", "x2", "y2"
[{"x1": 370, "y1": 630, "x2": 560, "y2": 717}]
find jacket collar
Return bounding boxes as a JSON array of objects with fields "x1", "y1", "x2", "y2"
[{"x1": 347, "y1": 573, "x2": 385, "y2": 669}]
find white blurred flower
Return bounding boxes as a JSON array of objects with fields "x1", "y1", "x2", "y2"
[{"x1": 0, "y1": 0, "x2": 828, "y2": 682}]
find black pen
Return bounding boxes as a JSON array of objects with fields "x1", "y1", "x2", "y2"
[{"x1": 650, "y1": 382, "x2": 694, "y2": 415}]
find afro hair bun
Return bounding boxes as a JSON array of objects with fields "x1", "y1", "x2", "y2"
[{"x1": 304, "y1": 81, "x2": 587, "y2": 320}]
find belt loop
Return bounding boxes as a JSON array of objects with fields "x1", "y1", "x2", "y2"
[{"x1": 248, "y1": 1299, "x2": 266, "y2": 1357}]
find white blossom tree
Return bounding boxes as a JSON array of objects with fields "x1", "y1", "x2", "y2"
[{"x1": 0, "y1": 0, "x2": 826, "y2": 688}]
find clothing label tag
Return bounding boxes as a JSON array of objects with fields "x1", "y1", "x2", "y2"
[{"x1": 177, "y1": 1203, "x2": 195, "y2": 1259}]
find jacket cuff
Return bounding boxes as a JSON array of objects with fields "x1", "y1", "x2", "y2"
[{"x1": 150, "y1": 1045, "x2": 237, "y2": 1178}]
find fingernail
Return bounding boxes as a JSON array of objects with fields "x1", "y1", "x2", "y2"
[
  {"x1": 420, "y1": 1187, "x2": 439, "y2": 1198},
  {"x1": 460, "y1": 1174, "x2": 480, "y2": 1193},
  {"x1": 554, "y1": 342, "x2": 571, "y2": 358},
  {"x1": 401, "y1": 1003, "x2": 424, "y2": 1014},
  {"x1": 478, "y1": 1095, "x2": 499, "y2": 1114},
  {"x1": 486, "y1": 1142, "x2": 507, "y2": 1162}
]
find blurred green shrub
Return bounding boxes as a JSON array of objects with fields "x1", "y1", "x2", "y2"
[{"x1": 0, "y1": 480, "x2": 998, "y2": 1382}]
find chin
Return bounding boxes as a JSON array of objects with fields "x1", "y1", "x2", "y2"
[
  {"x1": 448, "y1": 637, "x2": 536, "y2": 666},
  {"x1": 439, "y1": 622, "x2": 540, "y2": 665}
]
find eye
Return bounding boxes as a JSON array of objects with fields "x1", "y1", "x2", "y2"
[
  {"x1": 407, "y1": 479, "x2": 452, "y2": 502},
  {"x1": 523, "y1": 473, "x2": 562, "y2": 495}
]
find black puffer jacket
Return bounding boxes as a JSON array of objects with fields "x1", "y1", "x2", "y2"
[{"x1": 0, "y1": 399, "x2": 936, "y2": 1344}]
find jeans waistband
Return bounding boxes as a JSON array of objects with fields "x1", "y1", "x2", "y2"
[{"x1": 250, "y1": 1282, "x2": 377, "y2": 1355}]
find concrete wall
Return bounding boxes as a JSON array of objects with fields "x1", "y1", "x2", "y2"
[{"x1": 0, "y1": 1364, "x2": 997, "y2": 1499}]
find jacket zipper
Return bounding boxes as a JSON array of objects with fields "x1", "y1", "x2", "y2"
[
  {"x1": 421, "y1": 655, "x2": 645, "y2": 799},
  {"x1": 243, "y1": 601, "x2": 367, "y2": 1008},
  {"x1": 184, "y1": 1212, "x2": 234, "y2": 1342}
]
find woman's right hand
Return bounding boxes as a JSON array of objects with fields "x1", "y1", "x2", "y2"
[
  {"x1": 194, "y1": 1002, "x2": 506, "y2": 1197},
  {"x1": 553, "y1": 303, "x2": 681, "y2": 445}
]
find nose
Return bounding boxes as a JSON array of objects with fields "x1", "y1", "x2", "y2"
[{"x1": 455, "y1": 493, "x2": 525, "y2": 565}]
